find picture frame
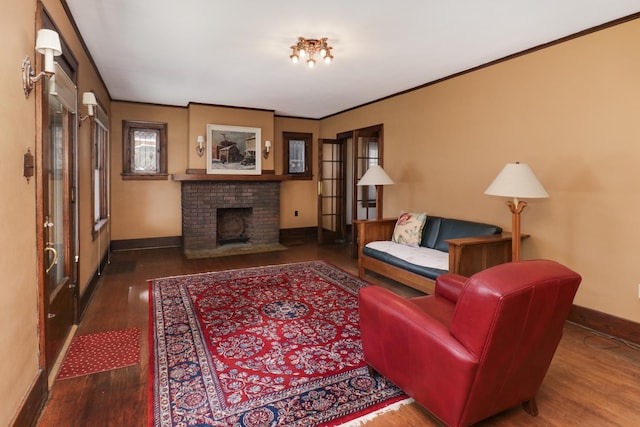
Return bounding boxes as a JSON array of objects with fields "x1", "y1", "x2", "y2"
[{"x1": 206, "y1": 124, "x2": 262, "y2": 175}]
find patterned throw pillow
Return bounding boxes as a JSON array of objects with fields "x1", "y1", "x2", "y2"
[{"x1": 392, "y1": 212, "x2": 427, "y2": 247}]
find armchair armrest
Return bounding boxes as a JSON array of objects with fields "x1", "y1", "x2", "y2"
[
  {"x1": 446, "y1": 233, "x2": 529, "y2": 277},
  {"x1": 435, "y1": 274, "x2": 467, "y2": 303},
  {"x1": 358, "y1": 286, "x2": 478, "y2": 405}
]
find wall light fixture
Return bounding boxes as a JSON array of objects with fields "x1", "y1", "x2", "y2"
[
  {"x1": 196, "y1": 135, "x2": 205, "y2": 157},
  {"x1": 263, "y1": 140, "x2": 271, "y2": 159},
  {"x1": 22, "y1": 29, "x2": 62, "y2": 98},
  {"x1": 80, "y1": 92, "x2": 97, "y2": 123}
]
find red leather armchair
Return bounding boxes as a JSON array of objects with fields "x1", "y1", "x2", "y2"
[{"x1": 359, "y1": 259, "x2": 581, "y2": 427}]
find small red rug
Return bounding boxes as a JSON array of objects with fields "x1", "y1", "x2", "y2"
[{"x1": 57, "y1": 328, "x2": 141, "y2": 380}]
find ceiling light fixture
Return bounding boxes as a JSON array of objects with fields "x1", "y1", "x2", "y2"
[{"x1": 290, "y1": 37, "x2": 333, "y2": 68}]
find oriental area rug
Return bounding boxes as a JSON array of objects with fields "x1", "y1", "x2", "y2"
[{"x1": 148, "y1": 261, "x2": 408, "y2": 427}]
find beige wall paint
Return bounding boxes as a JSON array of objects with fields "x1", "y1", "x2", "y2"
[
  {"x1": 321, "y1": 19, "x2": 640, "y2": 323},
  {"x1": 108, "y1": 19, "x2": 640, "y2": 324},
  {"x1": 275, "y1": 117, "x2": 321, "y2": 228},
  {"x1": 2, "y1": 0, "x2": 110, "y2": 423},
  {"x1": 110, "y1": 103, "x2": 188, "y2": 240},
  {"x1": 0, "y1": 1, "x2": 40, "y2": 423},
  {"x1": 8, "y1": 2, "x2": 637, "y2": 424},
  {"x1": 187, "y1": 104, "x2": 275, "y2": 171},
  {"x1": 111, "y1": 103, "x2": 278, "y2": 240}
]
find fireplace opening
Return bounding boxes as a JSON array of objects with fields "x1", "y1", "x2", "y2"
[{"x1": 217, "y1": 207, "x2": 252, "y2": 245}]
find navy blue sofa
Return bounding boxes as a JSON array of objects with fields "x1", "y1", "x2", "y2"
[{"x1": 355, "y1": 215, "x2": 513, "y2": 294}]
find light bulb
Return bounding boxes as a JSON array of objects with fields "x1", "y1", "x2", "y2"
[
  {"x1": 324, "y1": 54, "x2": 332, "y2": 64},
  {"x1": 290, "y1": 54, "x2": 299, "y2": 64},
  {"x1": 299, "y1": 48, "x2": 306, "y2": 58},
  {"x1": 307, "y1": 58, "x2": 315, "y2": 68},
  {"x1": 319, "y1": 48, "x2": 327, "y2": 58}
]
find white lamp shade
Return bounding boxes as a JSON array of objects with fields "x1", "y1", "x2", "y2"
[
  {"x1": 82, "y1": 92, "x2": 97, "y2": 106},
  {"x1": 485, "y1": 162, "x2": 549, "y2": 199},
  {"x1": 197, "y1": 135, "x2": 204, "y2": 144},
  {"x1": 35, "y1": 29, "x2": 62, "y2": 56},
  {"x1": 36, "y1": 29, "x2": 62, "y2": 74},
  {"x1": 265, "y1": 140, "x2": 272, "y2": 148},
  {"x1": 357, "y1": 165, "x2": 395, "y2": 186}
]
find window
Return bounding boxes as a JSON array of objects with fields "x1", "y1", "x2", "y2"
[
  {"x1": 283, "y1": 132, "x2": 312, "y2": 180},
  {"x1": 122, "y1": 120, "x2": 168, "y2": 180},
  {"x1": 92, "y1": 104, "x2": 110, "y2": 234}
]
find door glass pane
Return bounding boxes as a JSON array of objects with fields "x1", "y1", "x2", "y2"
[{"x1": 48, "y1": 95, "x2": 67, "y2": 292}]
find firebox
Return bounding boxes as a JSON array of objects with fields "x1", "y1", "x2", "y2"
[{"x1": 217, "y1": 207, "x2": 251, "y2": 245}]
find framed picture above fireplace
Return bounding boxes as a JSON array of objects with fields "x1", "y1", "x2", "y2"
[{"x1": 206, "y1": 124, "x2": 262, "y2": 175}]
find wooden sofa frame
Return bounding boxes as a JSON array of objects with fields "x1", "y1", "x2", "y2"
[{"x1": 354, "y1": 218, "x2": 518, "y2": 294}]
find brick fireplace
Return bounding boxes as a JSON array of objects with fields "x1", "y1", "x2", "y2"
[{"x1": 180, "y1": 180, "x2": 281, "y2": 257}]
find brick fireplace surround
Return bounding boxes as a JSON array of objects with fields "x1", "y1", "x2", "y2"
[{"x1": 180, "y1": 180, "x2": 282, "y2": 258}]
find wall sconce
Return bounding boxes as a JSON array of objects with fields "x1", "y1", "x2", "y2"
[
  {"x1": 79, "y1": 91, "x2": 97, "y2": 123},
  {"x1": 263, "y1": 140, "x2": 272, "y2": 159},
  {"x1": 196, "y1": 135, "x2": 205, "y2": 157},
  {"x1": 22, "y1": 29, "x2": 62, "y2": 99}
]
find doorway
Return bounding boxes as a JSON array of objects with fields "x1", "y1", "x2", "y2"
[
  {"x1": 316, "y1": 125, "x2": 383, "y2": 255},
  {"x1": 317, "y1": 138, "x2": 346, "y2": 244},
  {"x1": 37, "y1": 38, "x2": 79, "y2": 375}
]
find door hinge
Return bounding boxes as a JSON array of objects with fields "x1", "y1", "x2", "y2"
[{"x1": 47, "y1": 313, "x2": 56, "y2": 319}]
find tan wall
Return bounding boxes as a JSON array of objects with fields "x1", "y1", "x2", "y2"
[
  {"x1": 0, "y1": 2, "x2": 40, "y2": 423},
  {"x1": 321, "y1": 19, "x2": 640, "y2": 323},
  {"x1": 108, "y1": 19, "x2": 640, "y2": 324},
  {"x1": 275, "y1": 117, "x2": 321, "y2": 228},
  {"x1": 111, "y1": 103, "x2": 278, "y2": 240},
  {"x1": 187, "y1": 104, "x2": 275, "y2": 172},
  {"x1": 1, "y1": 0, "x2": 110, "y2": 423},
  {"x1": 110, "y1": 103, "x2": 188, "y2": 240}
]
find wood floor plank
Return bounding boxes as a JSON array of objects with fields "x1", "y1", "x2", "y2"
[{"x1": 35, "y1": 244, "x2": 640, "y2": 426}]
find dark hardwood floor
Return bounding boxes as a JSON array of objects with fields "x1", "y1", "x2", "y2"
[{"x1": 36, "y1": 243, "x2": 640, "y2": 426}]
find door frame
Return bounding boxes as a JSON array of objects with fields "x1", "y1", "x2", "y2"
[
  {"x1": 317, "y1": 138, "x2": 346, "y2": 244},
  {"x1": 35, "y1": 7, "x2": 80, "y2": 375}
]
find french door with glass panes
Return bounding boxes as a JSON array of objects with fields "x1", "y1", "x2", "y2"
[
  {"x1": 40, "y1": 64, "x2": 78, "y2": 374},
  {"x1": 317, "y1": 139, "x2": 346, "y2": 244}
]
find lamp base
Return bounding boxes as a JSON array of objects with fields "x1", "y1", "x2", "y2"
[{"x1": 506, "y1": 200, "x2": 527, "y2": 261}]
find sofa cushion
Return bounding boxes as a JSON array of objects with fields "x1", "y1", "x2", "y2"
[
  {"x1": 392, "y1": 212, "x2": 427, "y2": 247},
  {"x1": 420, "y1": 216, "x2": 443, "y2": 249},
  {"x1": 363, "y1": 243, "x2": 448, "y2": 280},
  {"x1": 433, "y1": 218, "x2": 502, "y2": 252},
  {"x1": 366, "y1": 241, "x2": 449, "y2": 270}
]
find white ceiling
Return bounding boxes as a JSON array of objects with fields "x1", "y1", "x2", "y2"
[{"x1": 65, "y1": 0, "x2": 640, "y2": 119}]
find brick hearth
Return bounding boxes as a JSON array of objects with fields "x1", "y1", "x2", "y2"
[{"x1": 181, "y1": 181, "x2": 280, "y2": 256}]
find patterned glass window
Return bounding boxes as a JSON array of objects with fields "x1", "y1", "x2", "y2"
[
  {"x1": 283, "y1": 132, "x2": 312, "y2": 180},
  {"x1": 132, "y1": 129, "x2": 159, "y2": 172},
  {"x1": 122, "y1": 120, "x2": 168, "y2": 180}
]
